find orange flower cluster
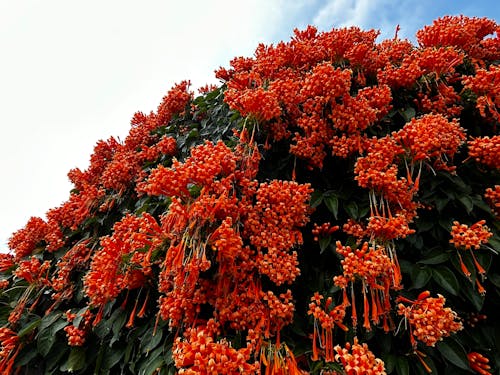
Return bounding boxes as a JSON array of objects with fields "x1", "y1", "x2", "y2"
[
  {"x1": 416, "y1": 82, "x2": 463, "y2": 117},
  {"x1": 137, "y1": 136, "x2": 312, "y2": 369},
  {"x1": 312, "y1": 222, "x2": 339, "y2": 241},
  {"x1": 0, "y1": 328, "x2": 19, "y2": 374},
  {"x1": 450, "y1": 220, "x2": 492, "y2": 250},
  {"x1": 397, "y1": 292, "x2": 463, "y2": 347},
  {"x1": 463, "y1": 66, "x2": 500, "y2": 122},
  {"x1": 84, "y1": 212, "x2": 163, "y2": 308},
  {"x1": 246, "y1": 180, "x2": 312, "y2": 285},
  {"x1": 485, "y1": 185, "x2": 500, "y2": 218},
  {"x1": 172, "y1": 324, "x2": 259, "y2": 374},
  {"x1": 63, "y1": 309, "x2": 94, "y2": 346},
  {"x1": 13, "y1": 256, "x2": 50, "y2": 285},
  {"x1": 0, "y1": 254, "x2": 14, "y2": 272},
  {"x1": 394, "y1": 114, "x2": 466, "y2": 167},
  {"x1": 333, "y1": 242, "x2": 394, "y2": 331},
  {"x1": 218, "y1": 26, "x2": 400, "y2": 168},
  {"x1": 468, "y1": 136, "x2": 500, "y2": 170},
  {"x1": 308, "y1": 293, "x2": 347, "y2": 362},
  {"x1": 333, "y1": 337, "x2": 386, "y2": 375},
  {"x1": 259, "y1": 342, "x2": 306, "y2": 375},
  {"x1": 468, "y1": 352, "x2": 492, "y2": 375},
  {"x1": 8, "y1": 217, "x2": 49, "y2": 259},
  {"x1": 450, "y1": 220, "x2": 492, "y2": 292},
  {"x1": 51, "y1": 240, "x2": 92, "y2": 303},
  {"x1": 416, "y1": 16, "x2": 499, "y2": 60}
]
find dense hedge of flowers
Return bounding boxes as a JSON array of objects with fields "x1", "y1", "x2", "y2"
[{"x1": 1, "y1": 15, "x2": 499, "y2": 375}]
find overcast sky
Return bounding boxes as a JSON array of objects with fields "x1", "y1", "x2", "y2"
[{"x1": 1, "y1": 0, "x2": 498, "y2": 250}]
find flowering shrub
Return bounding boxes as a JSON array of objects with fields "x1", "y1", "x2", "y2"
[{"x1": 1, "y1": 15, "x2": 499, "y2": 375}]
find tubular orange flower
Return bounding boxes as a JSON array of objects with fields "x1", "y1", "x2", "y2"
[
  {"x1": 397, "y1": 293, "x2": 463, "y2": 347},
  {"x1": 333, "y1": 337, "x2": 386, "y2": 375},
  {"x1": 0, "y1": 327, "x2": 20, "y2": 375},
  {"x1": 468, "y1": 352, "x2": 492, "y2": 375}
]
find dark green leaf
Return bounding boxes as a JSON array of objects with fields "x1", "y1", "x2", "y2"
[
  {"x1": 489, "y1": 272, "x2": 500, "y2": 288},
  {"x1": 436, "y1": 338, "x2": 469, "y2": 370},
  {"x1": 39, "y1": 312, "x2": 62, "y2": 332},
  {"x1": 51, "y1": 319, "x2": 69, "y2": 334},
  {"x1": 103, "y1": 344, "x2": 125, "y2": 370},
  {"x1": 111, "y1": 309, "x2": 127, "y2": 345},
  {"x1": 382, "y1": 353, "x2": 396, "y2": 373},
  {"x1": 37, "y1": 324, "x2": 56, "y2": 357},
  {"x1": 324, "y1": 195, "x2": 339, "y2": 219},
  {"x1": 344, "y1": 201, "x2": 359, "y2": 220},
  {"x1": 411, "y1": 266, "x2": 432, "y2": 289},
  {"x1": 16, "y1": 345, "x2": 39, "y2": 366},
  {"x1": 418, "y1": 252, "x2": 449, "y2": 265},
  {"x1": 460, "y1": 277, "x2": 484, "y2": 311},
  {"x1": 60, "y1": 347, "x2": 86, "y2": 372},
  {"x1": 319, "y1": 236, "x2": 332, "y2": 254},
  {"x1": 139, "y1": 346, "x2": 165, "y2": 374},
  {"x1": 309, "y1": 190, "x2": 323, "y2": 208},
  {"x1": 17, "y1": 318, "x2": 41, "y2": 338},
  {"x1": 432, "y1": 266, "x2": 460, "y2": 295},
  {"x1": 142, "y1": 330, "x2": 164, "y2": 354},
  {"x1": 458, "y1": 195, "x2": 473, "y2": 214},
  {"x1": 395, "y1": 356, "x2": 409, "y2": 375}
]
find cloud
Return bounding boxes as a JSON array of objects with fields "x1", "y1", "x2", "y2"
[{"x1": 311, "y1": 0, "x2": 430, "y2": 40}]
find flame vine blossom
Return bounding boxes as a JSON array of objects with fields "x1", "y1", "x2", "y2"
[
  {"x1": 397, "y1": 292, "x2": 463, "y2": 348},
  {"x1": 136, "y1": 136, "x2": 312, "y2": 372}
]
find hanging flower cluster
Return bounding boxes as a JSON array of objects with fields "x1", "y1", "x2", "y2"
[
  {"x1": 485, "y1": 185, "x2": 500, "y2": 218},
  {"x1": 397, "y1": 292, "x2": 463, "y2": 347},
  {"x1": 467, "y1": 136, "x2": 500, "y2": 170},
  {"x1": 0, "y1": 328, "x2": 19, "y2": 374},
  {"x1": 333, "y1": 337, "x2": 386, "y2": 375}
]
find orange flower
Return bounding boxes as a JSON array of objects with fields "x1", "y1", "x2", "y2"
[
  {"x1": 397, "y1": 293, "x2": 463, "y2": 347},
  {"x1": 333, "y1": 337, "x2": 386, "y2": 375},
  {"x1": 468, "y1": 352, "x2": 492, "y2": 375}
]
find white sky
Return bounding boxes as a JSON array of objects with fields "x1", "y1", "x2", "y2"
[{"x1": 1, "y1": 1, "x2": 498, "y2": 250}]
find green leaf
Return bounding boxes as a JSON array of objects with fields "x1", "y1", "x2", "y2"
[
  {"x1": 319, "y1": 236, "x2": 332, "y2": 254},
  {"x1": 410, "y1": 266, "x2": 432, "y2": 289},
  {"x1": 142, "y1": 329, "x2": 164, "y2": 354},
  {"x1": 489, "y1": 272, "x2": 500, "y2": 288},
  {"x1": 432, "y1": 266, "x2": 460, "y2": 295},
  {"x1": 52, "y1": 319, "x2": 69, "y2": 334},
  {"x1": 60, "y1": 347, "x2": 86, "y2": 372},
  {"x1": 111, "y1": 309, "x2": 127, "y2": 346},
  {"x1": 458, "y1": 195, "x2": 474, "y2": 214},
  {"x1": 395, "y1": 356, "x2": 409, "y2": 375},
  {"x1": 309, "y1": 190, "x2": 323, "y2": 208},
  {"x1": 16, "y1": 345, "x2": 39, "y2": 366},
  {"x1": 436, "y1": 338, "x2": 469, "y2": 370},
  {"x1": 37, "y1": 324, "x2": 56, "y2": 357},
  {"x1": 460, "y1": 277, "x2": 484, "y2": 311},
  {"x1": 103, "y1": 343, "x2": 125, "y2": 370},
  {"x1": 381, "y1": 353, "x2": 396, "y2": 373},
  {"x1": 344, "y1": 201, "x2": 359, "y2": 220},
  {"x1": 39, "y1": 312, "x2": 62, "y2": 332},
  {"x1": 324, "y1": 195, "x2": 339, "y2": 219},
  {"x1": 17, "y1": 318, "x2": 41, "y2": 338},
  {"x1": 417, "y1": 251, "x2": 449, "y2": 265},
  {"x1": 138, "y1": 346, "x2": 165, "y2": 375}
]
